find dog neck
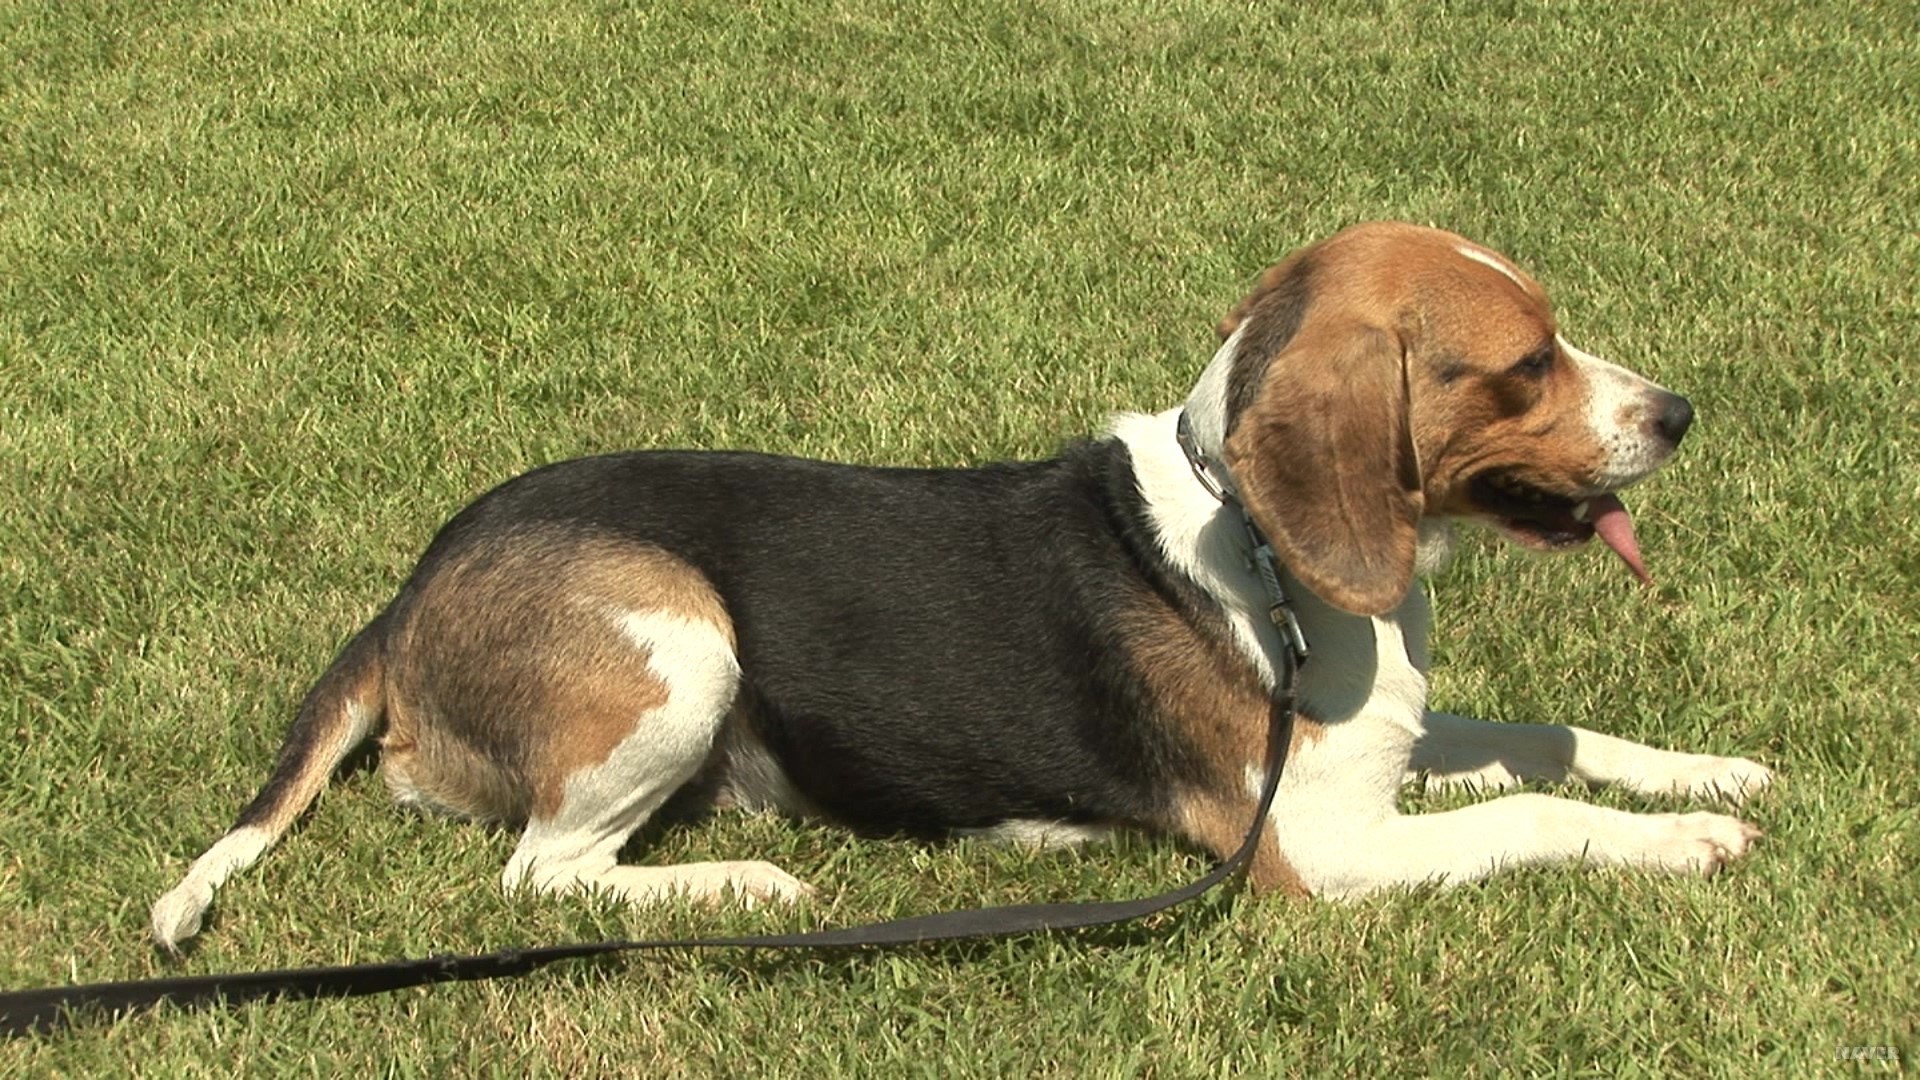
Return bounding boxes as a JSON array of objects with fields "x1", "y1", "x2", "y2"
[{"x1": 1177, "y1": 324, "x2": 1243, "y2": 462}]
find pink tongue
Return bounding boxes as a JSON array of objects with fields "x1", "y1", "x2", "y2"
[{"x1": 1587, "y1": 494, "x2": 1652, "y2": 586}]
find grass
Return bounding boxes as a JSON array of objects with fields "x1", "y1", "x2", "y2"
[{"x1": 2, "y1": 0, "x2": 1915, "y2": 1073}]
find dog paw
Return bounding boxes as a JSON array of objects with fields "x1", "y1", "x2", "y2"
[
  {"x1": 1648, "y1": 755, "x2": 1775, "y2": 805},
  {"x1": 1633, "y1": 812, "x2": 1763, "y2": 876},
  {"x1": 702, "y1": 860, "x2": 816, "y2": 908},
  {"x1": 600, "y1": 860, "x2": 815, "y2": 909}
]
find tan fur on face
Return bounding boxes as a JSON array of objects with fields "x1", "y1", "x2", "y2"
[
  {"x1": 380, "y1": 532, "x2": 733, "y2": 822},
  {"x1": 1217, "y1": 224, "x2": 1620, "y2": 614}
]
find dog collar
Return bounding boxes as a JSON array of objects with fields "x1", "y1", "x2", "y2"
[
  {"x1": 1173, "y1": 408, "x2": 1236, "y2": 503},
  {"x1": 1174, "y1": 410, "x2": 1310, "y2": 665}
]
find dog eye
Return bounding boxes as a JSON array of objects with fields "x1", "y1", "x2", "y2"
[{"x1": 1512, "y1": 345, "x2": 1556, "y2": 377}]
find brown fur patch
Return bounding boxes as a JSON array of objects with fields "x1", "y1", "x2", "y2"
[
  {"x1": 381, "y1": 696, "x2": 536, "y2": 822},
  {"x1": 1176, "y1": 789, "x2": 1309, "y2": 897},
  {"x1": 1117, "y1": 584, "x2": 1309, "y2": 895},
  {"x1": 378, "y1": 530, "x2": 733, "y2": 823}
]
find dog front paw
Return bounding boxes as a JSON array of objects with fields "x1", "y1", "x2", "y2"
[
  {"x1": 1630, "y1": 811, "x2": 1763, "y2": 876},
  {"x1": 1646, "y1": 755, "x2": 1775, "y2": 806},
  {"x1": 703, "y1": 860, "x2": 817, "y2": 908}
]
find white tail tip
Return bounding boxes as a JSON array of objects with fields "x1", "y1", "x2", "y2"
[{"x1": 149, "y1": 826, "x2": 273, "y2": 950}]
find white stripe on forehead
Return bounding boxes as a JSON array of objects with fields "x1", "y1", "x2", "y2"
[{"x1": 1454, "y1": 244, "x2": 1529, "y2": 289}]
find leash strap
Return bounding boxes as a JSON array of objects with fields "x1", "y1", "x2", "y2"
[{"x1": 2, "y1": 649, "x2": 1301, "y2": 1039}]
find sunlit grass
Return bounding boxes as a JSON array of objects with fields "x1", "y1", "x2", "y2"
[{"x1": 3, "y1": 0, "x2": 1914, "y2": 1073}]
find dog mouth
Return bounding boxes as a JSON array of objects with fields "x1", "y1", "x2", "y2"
[{"x1": 1468, "y1": 472, "x2": 1652, "y2": 584}]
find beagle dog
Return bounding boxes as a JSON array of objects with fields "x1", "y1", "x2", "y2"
[{"x1": 151, "y1": 222, "x2": 1770, "y2": 949}]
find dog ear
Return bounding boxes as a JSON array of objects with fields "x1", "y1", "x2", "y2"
[{"x1": 1222, "y1": 319, "x2": 1423, "y2": 617}]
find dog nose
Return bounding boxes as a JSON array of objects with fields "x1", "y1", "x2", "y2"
[{"x1": 1652, "y1": 392, "x2": 1694, "y2": 446}]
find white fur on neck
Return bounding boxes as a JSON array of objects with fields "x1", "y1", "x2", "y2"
[
  {"x1": 1179, "y1": 324, "x2": 1245, "y2": 460},
  {"x1": 1109, "y1": 405, "x2": 1284, "y2": 689}
]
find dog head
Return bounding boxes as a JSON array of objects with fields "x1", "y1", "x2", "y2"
[{"x1": 1199, "y1": 222, "x2": 1692, "y2": 617}]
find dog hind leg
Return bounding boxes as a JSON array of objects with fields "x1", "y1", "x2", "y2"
[
  {"x1": 377, "y1": 536, "x2": 811, "y2": 911},
  {"x1": 497, "y1": 608, "x2": 812, "y2": 908}
]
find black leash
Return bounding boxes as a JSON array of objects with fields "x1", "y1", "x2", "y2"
[
  {"x1": 4, "y1": 410, "x2": 1304, "y2": 1039},
  {"x1": 2, "y1": 652, "x2": 1301, "y2": 1040}
]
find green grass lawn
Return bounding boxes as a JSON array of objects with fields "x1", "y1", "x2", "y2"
[{"x1": 3, "y1": 0, "x2": 1915, "y2": 1073}]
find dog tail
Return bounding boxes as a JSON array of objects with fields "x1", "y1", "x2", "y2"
[{"x1": 149, "y1": 611, "x2": 391, "y2": 950}]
